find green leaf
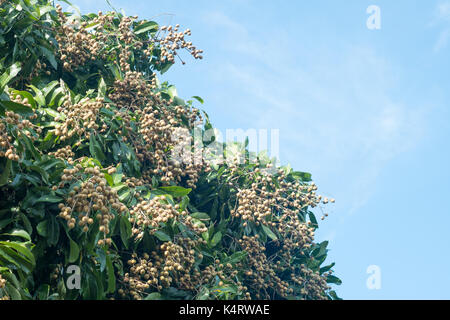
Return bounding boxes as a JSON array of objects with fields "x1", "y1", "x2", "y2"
[
  {"x1": 134, "y1": 21, "x2": 158, "y2": 34},
  {"x1": 291, "y1": 171, "x2": 312, "y2": 182},
  {"x1": 329, "y1": 290, "x2": 342, "y2": 300},
  {"x1": 19, "y1": 133, "x2": 41, "y2": 160},
  {"x1": 0, "y1": 101, "x2": 33, "y2": 115},
  {"x1": 36, "y1": 284, "x2": 50, "y2": 300},
  {"x1": 0, "y1": 244, "x2": 34, "y2": 273},
  {"x1": 262, "y1": 225, "x2": 278, "y2": 241},
  {"x1": 316, "y1": 240, "x2": 328, "y2": 258},
  {"x1": 4, "y1": 283, "x2": 21, "y2": 300},
  {"x1": 43, "y1": 108, "x2": 64, "y2": 119},
  {"x1": 68, "y1": 239, "x2": 80, "y2": 263},
  {"x1": 160, "y1": 61, "x2": 173, "y2": 74},
  {"x1": 320, "y1": 262, "x2": 335, "y2": 274},
  {"x1": 119, "y1": 215, "x2": 131, "y2": 248},
  {"x1": 0, "y1": 62, "x2": 21, "y2": 92},
  {"x1": 154, "y1": 230, "x2": 171, "y2": 242},
  {"x1": 82, "y1": 272, "x2": 98, "y2": 300},
  {"x1": 98, "y1": 77, "x2": 106, "y2": 98},
  {"x1": 1, "y1": 229, "x2": 31, "y2": 241},
  {"x1": 209, "y1": 231, "x2": 222, "y2": 247},
  {"x1": 158, "y1": 186, "x2": 191, "y2": 198},
  {"x1": 18, "y1": 212, "x2": 32, "y2": 235},
  {"x1": 34, "y1": 195, "x2": 63, "y2": 204},
  {"x1": 104, "y1": 173, "x2": 114, "y2": 187},
  {"x1": 27, "y1": 85, "x2": 46, "y2": 106},
  {"x1": 190, "y1": 212, "x2": 210, "y2": 220},
  {"x1": 0, "y1": 218, "x2": 13, "y2": 229},
  {"x1": 39, "y1": 45, "x2": 58, "y2": 70},
  {"x1": 46, "y1": 216, "x2": 60, "y2": 246},
  {"x1": 196, "y1": 287, "x2": 210, "y2": 300},
  {"x1": 11, "y1": 90, "x2": 36, "y2": 109},
  {"x1": 145, "y1": 292, "x2": 163, "y2": 300},
  {"x1": 0, "y1": 158, "x2": 12, "y2": 186},
  {"x1": 118, "y1": 188, "x2": 131, "y2": 202},
  {"x1": 167, "y1": 85, "x2": 177, "y2": 99},
  {"x1": 192, "y1": 96, "x2": 204, "y2": 104},
  {"x1": 226, "y1": 251, "x2": 248, "y2": 264},
  {"x1": 96, "y1": 248, "x2": 106, "y2": 271},
  {"x1": 326, "y1": 275, "x2": 342, "y2": 285},
  {"x1": 112, "y1": 173, "x2": 123, "y2": 185},
  {"x1": 180, "y1": 195, "x2": 189, "y2": 211},
  {"x1": 308, "y1": 212, "x2": 318, "y2": 228},
  {"x1": 89, "y1": 134, "x2": 106, "y2": 161},
  {"x1": 0, "y1": 241, "x2": 35, "y2": 266},
  {"x1": 37, "y1": 5, "x2": 55, "y2": 18},
  {"x1": 36, "y1": 221, "x2": 47, "y2": 237},
  {"x1": 105, "y1": 255, "x2": 116, "y2": 293}
]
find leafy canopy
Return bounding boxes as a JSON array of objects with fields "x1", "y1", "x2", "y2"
[{"x1": 0, "y1": 0, "x2": 341, "y2": 300}]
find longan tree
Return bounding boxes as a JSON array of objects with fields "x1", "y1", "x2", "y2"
[{"x1": 0, "y1": 0, "x2": 341, "y2": 300}]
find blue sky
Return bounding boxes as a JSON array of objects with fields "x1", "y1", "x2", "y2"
[{"x1": 67, "y1": 0, "x2": 450, "y2": 299}]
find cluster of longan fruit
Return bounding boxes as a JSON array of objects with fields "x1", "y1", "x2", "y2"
[
  {"x1": 48, "y1": 145, "x2": 74, "y2": 163},
  {"x1": 118, "y1": 16, "x2": 136, "y2": 45},
  {"x1": 228, "y1": 164, "x2": 337, "y2": 299},
  {"x1": 231, "y1": 163, "x2": 331, "y2": 250},
  {"x1": 293, "y1": 265, "x2": 331, "y2": 300},
  {"x1": 55, "y1": 5, "x2": 105, "y2": 71},
  {"x1": 183, "y1": 214, "x2": 208, "y2": 234},
  {"x1": 0, "y1": 274, "x2": 8, "y2": 300},
  {"x1": 156, "y1": 24, "x2": 203, "y2": 65},
  {"x1": 0, "y1": 118, "x2": 19, "y2": 161},
  {"x1": 54, "y1": 96, "x2": 104, "y2": 141},
  {"x1": 129, "y1": 196, "x2": 181, "y2": 235},
  {"x1": 50, "y1": 265, "x2": 61, "y2": 282},
  {"x1": 90, "y1": 12, "x2": 118, "y2": 46},
  {"x1": 168, "y1": 125, "x2": 209, "y2": 188},
  {"x1": 53, "y1": 7, "x2": 203, "y2": 72},
  {"x1": 57, "y1": 165, "x2": 127, "y2": 244},
  {"x1": 9, "y1": 92, "x2": 34, "y2": 110},
  {"x1": 238, "y1": 235, "x2": 292, "y2": 299},
  {"x1": 104, "y1": 50, "x2": 207, "y2": 190},
  {"x1": 116, "y1": 16, "x2": 143, "y2": 73},
  {"x1": 0, "y1": 108, "x2": 39, "y2": 161},
  {"x1": 129, "y1": 196, "x2": 208, "y2": 240},
  {"x1": 120, "y1": 238, "x2": 204, "y2": 299},
  {"x1": 137, "y1": 103, "x2": 207, "y2": 188},
  {"x1": 277, "y1": 232, "x2": 314, "y2": 267},
  {"x1": 110, "y1": 71, "x2": 154, "y2": 109},
  {"x1": 138, "y1": 105, "x2": 181, "y2": 183},
  {"x1": 124, "y1": 176, "x2": 144, "y2": 188},
  {"x1": 234, "y1": 187, "x2": 274, "y2": 226},
  {"x1": 0, "y1": 275, "x2": 5, "y2": 289},
  {"x1": 196, "y1": 259, "x2": 251, "y2": 299},
  {"x1": 29, "y1": 59, "x2": 51, "y2": 79}
]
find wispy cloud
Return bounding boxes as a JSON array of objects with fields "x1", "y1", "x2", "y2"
[
  {"x1": 202, "y1": 11, "x2": 428, "y2": 219},
  {"x1": 432, "y1": 1, "x2": 450, "y2": 52}
]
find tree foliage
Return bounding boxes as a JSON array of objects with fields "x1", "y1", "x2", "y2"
[{"x1": 0, "y1": 0, "x2": 341, "y2": 300}]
